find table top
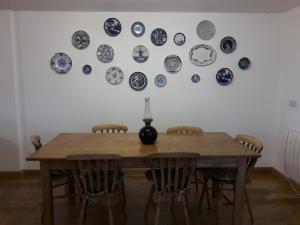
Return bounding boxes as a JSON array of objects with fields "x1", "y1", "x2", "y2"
[{"x1": 27, "y1": 132, "x2": 260, "y2": 161}]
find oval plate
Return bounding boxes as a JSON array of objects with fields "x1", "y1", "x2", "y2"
[
  {"x1": 50, "y1": 52, "x2": 72, "y2": 74},
  {"x1": 189, "y1": 44, "x2": 217, "y2": 66},
  {"x1": 106, "y1": 67, "x2": 124, "y2": 85},
  {"x1": 216, "y1": 68, "x2": 234, "y2": 86},
  {"x1": 131, "y1": 22, "x2": 145, "y2": 37},
  {"x1": 129, "y1": 72, "x2": 147, "y2": 91},
  {"x1": 104, "y1": 18, "x2": 122, "y2": 37},
  {"x1": 151, "y1": 28, "x2": 167, "y2": 46},
  {"x1": 164, "y1": 55, "x2": 182, "y2": 73},
  {"x1": 97, "y1": 44, "x2": 114, "y2": 63}
]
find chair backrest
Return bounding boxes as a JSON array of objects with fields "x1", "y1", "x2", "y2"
[
  {"x1": 66, "y1": 154, "x2": 122, "y2": 194},
  {"x1": 235, "y1": 134, "x2": 263, "y2": 177},
  {"x1": 148, "y1": 152, "x2": 199, "y2": 193},
  {"x1": 31, "y1": 135, "x2": 42, "y2": 150},
  {"x1": 92, "y1": 124, "x2": 128, "y2": 134},
  {"x1": 166, "y1": 126, "x2": 203, "y2": 135}
]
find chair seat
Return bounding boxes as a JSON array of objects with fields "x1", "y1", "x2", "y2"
[
  {"x1": 144, "y1": 169, "x2": 189, "y2": 191},
  {"x1": 207, "y1": 168, "x2": 237, "y2": 183},
  {"x1": 50, "y1": 170, "x2": 72, "y2": 177}
]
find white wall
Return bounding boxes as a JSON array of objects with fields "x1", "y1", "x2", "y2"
[
  {"x1": 12, "y1": 11, "x2": 280, "y2": 169},
  {"x1": 0, "y1": 11, "x2": 21, "y2": 171}
]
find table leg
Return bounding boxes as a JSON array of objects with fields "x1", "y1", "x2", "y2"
[
  {"x1": 40, "y1": 161, "x2": 54, "y2": 225},
  {"x1": 233, "y1": 158, "x2": 247, "y2": 225}
]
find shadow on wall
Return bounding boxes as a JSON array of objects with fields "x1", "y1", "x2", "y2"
[{"x1": 0, "y1": 137, "x2": 20, "y2": 171}]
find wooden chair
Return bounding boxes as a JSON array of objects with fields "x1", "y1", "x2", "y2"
[
  {"x1": 199, "y1": 134, "x2": 263, "y2": 223},
  {"x1": 31, "y1": 135, "x2": 72, "y2": 198},
  {"x1": 92, "y1": 124, "x2": 128, "y2": 134},
  {"x1": 66, "y1": 154, "x2": 127, "y2": 225},
  {"x1": 144, "y1": 152, "x2": 199, "y2": 225}
]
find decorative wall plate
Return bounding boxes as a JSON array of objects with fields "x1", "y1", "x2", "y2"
[
  {"x1": 82, "y1": 64, "x2": 92, "y2": 74},
  {"x1": 164, "y1": 55, "x2": 182, "y2": 73},
  {"x1": 216, "y1": 68, "x2": 234, "y2": 86},
  {"x1": 132, "y1": 45, "x2": 149, "y2": 63},
  {"x1": 174, "y1": 33, "x2": 186, "y2": 46},
  {"x1": 239, "y1": 57, "x2": 251, "y2": 70},
  {"x1": 197, "y1": 20, "x2": 216, "y2": 40},
  {"x1": 220, "y1": 36, "x2": 237, "y2": 54},
  {"x1": 72, "y1": 30, "x2": 90, "y2": 49},
  {"x1": 106, "y1": 67, "x2": 124, "y2": 85},
  {"x1": 189, "y1": 44, "x2": 217, "y2": 66},
  {"x1": 50, "y1": 52, "x2": 72, "y2": 74},
  {"x1": 155, "y1": 74, "x2": 167, "y2": 87},
  {"x1": 151, "y1": 28, "x2": 167, "y2": 46},
  {"x1": 191, "y1": 74, "x2": 200, "y2": 83},
  {"x1": 131, "y1": 22, "x2": 145, "y2": 37},
  {"x1": 97, "y1": 44, "x2": 114, "y2": 63},
  {"x1": 129, "y1": 72, "x2": 147, "y2": 91},
  {"x1": 104, "y1": 18, "x2": 122, "y2": 36}
]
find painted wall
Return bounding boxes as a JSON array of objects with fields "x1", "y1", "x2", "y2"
[
  {"x1": 0, "y1": 11, "x2": 20, "y2": 171},
  {"x1": 12, "y1": 11, "x2": 280, "y2": 169}
]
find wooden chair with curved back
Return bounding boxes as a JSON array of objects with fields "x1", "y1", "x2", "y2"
[
  {"x1": 199, "y1": 134, "x2": 263, "y2": 223},
  {"x1": 92, "y1": 124, "x2": 128, "y2": 134}
]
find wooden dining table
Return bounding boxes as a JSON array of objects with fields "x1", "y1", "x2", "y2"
[{"x1": 27, "y1": 132, "x2": 260, "y2": 225}]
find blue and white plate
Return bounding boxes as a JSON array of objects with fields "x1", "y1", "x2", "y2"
[
  {"x1": 82, "y1": 64, "x2": 92, "y2": 74},
  {"x1": 155, "y1": 74, "x2": 167, "y2": 87},
  {"x1": 164, "y1": 55, "x2": 182, "y2": 73},
  {"x1": 72, "y1": 30, "x2": 90, "y2": 49},
  {"x1": 97, "y1": 44, "x2": 114, "y2": 63},
  {"x1": 151, "y1": 28, "x2": 167, "y2": 46},
  {"x1": 106, "y1": 67, "x2": 124, "y2": 85},
  {"x1": 189, "y1": 44, "x2": 217, "y2": 66},
  {"x1": 50, "y1": 52, "x2": 72, "y2": 74},
  {"x1": 131, "y1": 22, "x2": 145, "y2": 37},
  {"x1": 104, "y1": 18, "x2": 122, "y2": 37},
  {"x1": 129, "y1": 72, "x2": 147, "y2": 91},
  {"x1": 174, "y1": 33, "x2": 186, "y2": 46},
  {"x1": 238, "y1": 57, "x2": 251, "y2": 70},
  {"x1": 220, "y1": 36, "x2": 237, "y2": 54},
  {"x1": 191, "y1": 74, "x2": 200, "y2": 83},
  {"x1": 216, "y1": 68, "x2": 234, "y2": 86},
  {"x1": 132, "y1": 45, "x2": 149, "y2": 63}
]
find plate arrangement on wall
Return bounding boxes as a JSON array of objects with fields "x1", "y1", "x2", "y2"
[
  {"x1": 129, "y1": 72, "x2": 148, "y2": 91},
  {"x1": 104, "y1": 18, "x2": 122, "y2": 36},
  {"x1": 72, "y1": 30, "x2": 90, "y2": 49},
  {"x1": 132, "y1": 45, "x2": 149, "y2": 63},
  {"x1": 164, "y1": 55, "x2": 182, "y2": 73},
  {"x1": 220, "y1": 36, "x2": 237, "y2": 54},
  {"x1": 196, "y1": 20, "x2": 216, "y2": 41},
  {"x1": 50, "y1": 52, "x2": 72, "y2": 74},
  {"x1": 131, "y1": 22, "x2": 145, "y2": 37},
  {"x1": 189, "y1": 44, "x2": 217, "y2": 66},
  {"x1": 97, "y1": 44, "x2": 114, "y2": 63},
  {"x1": 151, "y1": 28, "x2": 167, "y2": 46},
  {"x1": 106, "y1": 67, "x2": 124, "y2": 85},
  {"x1": 216, "y1": 68, "x2": 234, "y2": 85}
]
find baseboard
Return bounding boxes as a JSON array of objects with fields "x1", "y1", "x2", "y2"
[{"x1": 0, "y1": 169, "x2": 40, "y2": 179}]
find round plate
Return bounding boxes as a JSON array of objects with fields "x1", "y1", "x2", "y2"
[
  {"x1": 151, "y1": 28, "x2": 167, "y2": 46},
  {"x1": 155, "y1": 74, "x2": 167, "y2": 87},
  {"x1": 131, "y1": 22, "x2": 145, "y2": 37},
  {"x1": 191, "y1": 74, "x2": 200, "y2": 83},
  {"x1": 104, "y1": 18, "x2": 122, "y2": 37},
  {"x1": 132, "y1": 45, "x2": 149, "y2": 63},
  {"x1": 164, "y1": 55, "x2": 182, "y2": 73},
  {"x1": 239, "y1": 57, "x2": 251, "y2": 70},
  {"x1": 72, "y1": 30, "x2": 90, "y2": 49},
  {"x1": 197, "y1": 20, "x2": 216, "y2": 41},
  {"x1": 50, "y1": 52, "x2": 72, "y2": 74},
  {"x1": 82, "y1": 64, "x2": 92, "y2": 74},
  {"x1": 97, "y1": 44, "x2": 114, "y2": 63},
  {"x1": 220, "y1": 36, "x2": 237, "y2": 54},
  {"x1": 129, "y1": 72, "x2": 147, "y2": 91},
  {"x1": 216, "y1": 68, "x2": 234, "y2": 86},
  {"x1": 189, "y1": 44, "x2": 217, "y2": 66},
  {"x1": 106, "y1": 67, "x2": 124, "y2": 85},
  {"x1": 174, "y1": 33, "x2": 186, "y2": 46}
]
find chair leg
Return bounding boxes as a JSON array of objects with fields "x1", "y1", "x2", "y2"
[
  {"x1": 144, "y1": 185, "x2": 154, "y2": 218},
  {"x1": 182, "y1": 195, "x2": 190, "y2": 225},
  {"x1": 199, "y1": 172, "x2": 211, "y2": 210},
  {"x1": 154, "y1": 195, "x2": 162, "y2": 225},
  {"x1": 79, "y1": 197, "x2": 88, "y2": 225},
  {"x1": 107, "y1": 198, "x2": 114, "y2": 225},
  {"x1": 194, "y1": 170, "x2": 199, "y2": 192},
  {"x1": 121, "y1": 182, "x2": 127, "y2": 206},
  {"x1": 245, "y1": 188, "x2": 254, "y2": 223},
  {"x1": 212, "y1": 182, "x2": 223, "y2": 225}
]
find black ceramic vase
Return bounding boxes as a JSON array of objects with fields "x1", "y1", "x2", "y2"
[{"x1": 139, "y1": 118, "x2": 158, "y2": 145}]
